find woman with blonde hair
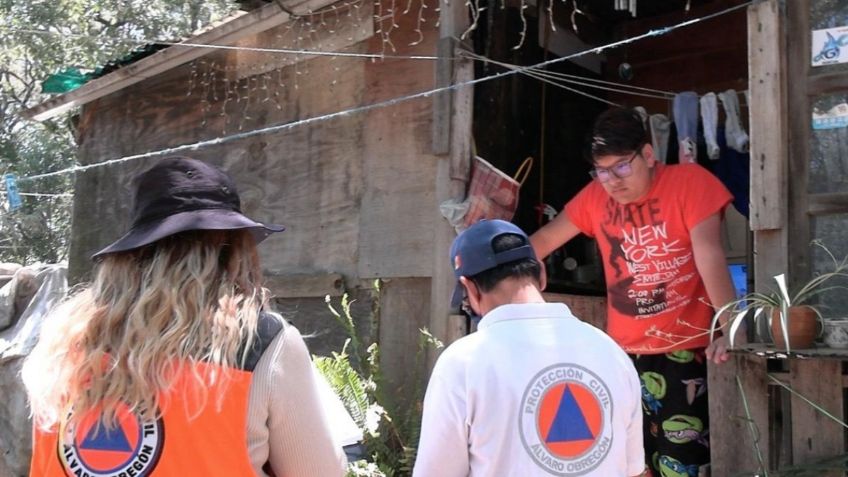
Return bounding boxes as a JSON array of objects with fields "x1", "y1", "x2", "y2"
[{"x1": 23, "y1": 156, "x2": 346, "y2": 477}]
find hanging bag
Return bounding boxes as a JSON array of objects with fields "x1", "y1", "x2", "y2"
[{"x1": 463, "y1": 155, "x2": 533, "y2": 228}]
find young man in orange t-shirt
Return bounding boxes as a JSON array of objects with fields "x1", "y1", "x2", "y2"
[{"x1": 531, "y1": 108, "x2": 741, "y2": 476}]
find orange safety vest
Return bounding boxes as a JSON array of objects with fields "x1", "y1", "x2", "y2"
[{"x1": 30, "y1": 313, "x2": 283, "y2": 477}]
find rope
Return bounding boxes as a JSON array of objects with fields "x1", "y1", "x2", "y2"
[
  {"x1": 463, "y1": 51, "x2": 674, "y2": 100},
  {"x1": 462, "y1": 51, "x2": 624, "y2": 105},
  {"x1": 16, "y1": 1, "x2": 753, "y2": 183}
]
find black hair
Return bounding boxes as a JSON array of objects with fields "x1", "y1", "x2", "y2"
[
  {"x1": 586, "y1": 107, "x2": 650, "y2": 161},
  {"x1": 468, "y1": 233, "x2": 542, "y2": 293}
]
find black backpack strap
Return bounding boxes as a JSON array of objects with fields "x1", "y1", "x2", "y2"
[{"x1": 239, "y1": 311, "x2": 285, "y2": 372}]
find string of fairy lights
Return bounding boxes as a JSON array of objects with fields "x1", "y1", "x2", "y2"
[{"x1": 0, "y1": 1, "x2": 752, "y2": 199}]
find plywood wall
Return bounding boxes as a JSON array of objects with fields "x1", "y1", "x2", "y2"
[
  {"x1": 69, "y1": 3, "x2": 449, "y2": 387},
  {"x1": 71, "y1": 2, "x2": 442, "y2": 287}
]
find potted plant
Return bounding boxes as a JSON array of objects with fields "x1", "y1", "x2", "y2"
[{"x1": 710, "y1": 241, "x2": 848, "y2": 351}]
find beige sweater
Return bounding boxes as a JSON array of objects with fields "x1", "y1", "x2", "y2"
[{"x1": 247, "y1": 323, "x2": 348, "y2": 477}]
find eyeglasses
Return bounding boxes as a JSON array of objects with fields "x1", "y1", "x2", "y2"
[{"x1": 589, "y1": 150, "x2": 641, "y2": 183}]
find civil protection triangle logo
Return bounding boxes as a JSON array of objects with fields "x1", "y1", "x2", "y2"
[
  {"x1": 58, "y1": 402, "x2": 164, "y2": 477},
  {"x1": 519, "y1": 363, "x2": 613, "y2": 476}
]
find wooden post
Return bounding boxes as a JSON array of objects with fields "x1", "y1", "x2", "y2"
[
  {"x1": 430, "y1": 56, "x2": 472, "y2": 355},
  {"x1": 432, "y1": 37, "x2": 454, "y2": 155},
  {"x1": 788, "y1": 360, "x2": 844, "y2": 475},
  {"x1": 430, "y1": 158, "x2": 464, "y2": 366},
  {"x1": 748, "y1": 0, "x2": 787, "y2": 356},
  {"x1": 708, "y1": 354, "x2": 770, "y2": 476},
  {"x1": 748, "y1": 0, "x2": 787, "y2": 233},
  {"x1": 449, "y1": 55, "x2": 474, "y2": 183},
  {"x1": 432, "y1": 0, "x2": 471, "y2": 155},
  {"x1": 710, "y1": 4, "x2": 789, "y2": 472},
  {"x1": 748, "y1": 0, "x2": 788, "y2": 288},
  {"x1": 429, "y1": 0, "x2": 472, "y2": 368}
]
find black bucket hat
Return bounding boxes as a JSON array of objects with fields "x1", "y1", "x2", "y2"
[{"x1": 92, "y1": 156, "x2": 285, "y2": 259}]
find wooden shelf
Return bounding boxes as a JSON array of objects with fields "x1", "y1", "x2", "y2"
[{"x1": 733, "y1": 343, "x2": 848, "y2": 359}]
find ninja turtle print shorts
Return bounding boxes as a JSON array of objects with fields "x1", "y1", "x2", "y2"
[{"x1": 631, "y1": 349, "x2": 710, "y2": 477}]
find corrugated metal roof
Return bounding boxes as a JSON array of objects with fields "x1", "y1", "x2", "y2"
[
  {"x1": 45, "y1": 5, "x2": 258, "y2": 89},
  {"x1": 24, "y1": 0, "x2": 314, "y2": 120}
]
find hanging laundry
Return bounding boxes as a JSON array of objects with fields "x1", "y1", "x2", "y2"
[
  {"x1": 706, "y1": 126, "x2": 750, "y2": 217},
  {"x1": 700, "y1": 93, "x2": 720, "y2": 160},
  {"x1": 4, "y1": 174, "x2": 21, "y2": 212},
  {"x1": 673, "y1": 92, "x2": 699, "y2": 163},
  {"x1": 649, "y1": 114, "x2": 671, "y2": 164},
  {"x1": 634, "y1": 106, "x2": 649, "y2": 127},
  {"x1": 719, "y1": 89, "x2": 749, "y2": 153}
]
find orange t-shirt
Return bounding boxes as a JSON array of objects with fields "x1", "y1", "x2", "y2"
[{"x1": 566, "y1": 163, "x2": 732, "y2": 354}]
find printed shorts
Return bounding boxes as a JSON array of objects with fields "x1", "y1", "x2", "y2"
[{"x1": 630, "y1": 349, "x2": 710, "y2": 477}]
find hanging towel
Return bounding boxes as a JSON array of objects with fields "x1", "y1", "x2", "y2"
[
  {"x1": 649, "y1": 114, "x2": 671, "y2": 164},
  {"x1": 719, "y1": 89, "x2": 749, "y2": 153},
  {"x1": 673, "y1": 92, "x2": 699, "y2": 163},
  {"x1": 700, "y1": 93, "x2": 720, "y2": 160}
]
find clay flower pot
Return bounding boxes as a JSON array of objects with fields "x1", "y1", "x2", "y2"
[{"x1": 771, "y1": 306, "x2": 819, "y2": 350}]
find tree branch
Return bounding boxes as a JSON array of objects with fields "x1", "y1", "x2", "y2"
[{"x1": 94, "y1": 14, "x2": 129, "y2": 30}]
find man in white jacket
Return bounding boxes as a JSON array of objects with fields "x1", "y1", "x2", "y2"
[{"x1": 414, "y1": 220, "x2": 645, "y2": 477}]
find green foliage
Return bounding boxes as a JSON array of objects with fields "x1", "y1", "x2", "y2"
[
  {"x1": 314, "y1": 339, "x2": 373, "y2": 434},
  {"x1": 0, "y1": 0, "x2": 236, "y2": 264},
  {"x1": 0, "y1": 123, "x2": 74, "y2": 263},
  {"x1": 315, "y1": 280, "x2": 443, "y2": 477}
]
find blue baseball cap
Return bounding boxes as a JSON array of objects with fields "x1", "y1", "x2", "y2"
[{"x1": 449, "y1": 219, "x2": 538, "y2": 310}]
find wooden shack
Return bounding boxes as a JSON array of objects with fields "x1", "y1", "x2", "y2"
[
  {"x1": 22, "y1": 0, "x2": 848, "y2": 473},
  {"x1": 22, "y1": 0, "x2": 468, "y2": 395}
]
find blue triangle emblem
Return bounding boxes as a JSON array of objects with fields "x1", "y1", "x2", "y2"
[
  {"x1": 545, "y1": 385, "x2": 595, "y2": 443},
  {"x1": 80, "y1": 419, "x2": 133, "y2": 452}
]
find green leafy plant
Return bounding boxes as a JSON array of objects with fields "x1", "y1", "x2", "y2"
[
  {"x1": 314, "y1": 280, "x2": 443, "y2": 477},
  {"x1": 710, "y1": 240, "x2": 848, "y2": 351}
]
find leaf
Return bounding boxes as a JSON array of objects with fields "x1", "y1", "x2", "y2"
[
  {"x1": 314, "y1": 354, "x2": 371, "y2": 429},
  {"x1": 710, "y1": 299, "x2": 744, "y2": 338},
  {"x1": 774, "y1": 273, "x2": 791, "y2": 307},
  {"x1": 779, "y1": 308, "x2": 790, "y2": 352},
  {"x1": 320, "y1": 284, "x2": 444, "y2": 475},
  {"x1": 728, "y1": 307, "x2": 757, "y2": 348}
]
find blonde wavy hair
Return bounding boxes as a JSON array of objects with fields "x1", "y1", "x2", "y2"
[{"x1": 22, "y1": 229, "x2": 269, "y2": 430}]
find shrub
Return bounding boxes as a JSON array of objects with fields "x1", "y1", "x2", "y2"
[{"x1": 314, "y1": 280, "x2": 443, "y2": 477}]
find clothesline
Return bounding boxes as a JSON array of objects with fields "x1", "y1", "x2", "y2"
[
  {"x1": 463, "y1": 51, "x2": 669, "y2": 101},
  {"x1": 462, "y1": 52, "x2": 752, "y2": 166},
  {"x1": 8, "y1": 0, "x2": 752, "y2": 186},
  {"x1": 463, "y1": 50, "x2": 748, "y2": 105},
  {"x1": 0, "y1": 190, "x2": 72, "y2": 198},
  {"x1": 468, "y1": 51, "x2": 624, "y2": 107}
]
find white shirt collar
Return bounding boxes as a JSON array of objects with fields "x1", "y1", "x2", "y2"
[{"x1": 478, "y1": 302, "x2": 575, "y2": 330}]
